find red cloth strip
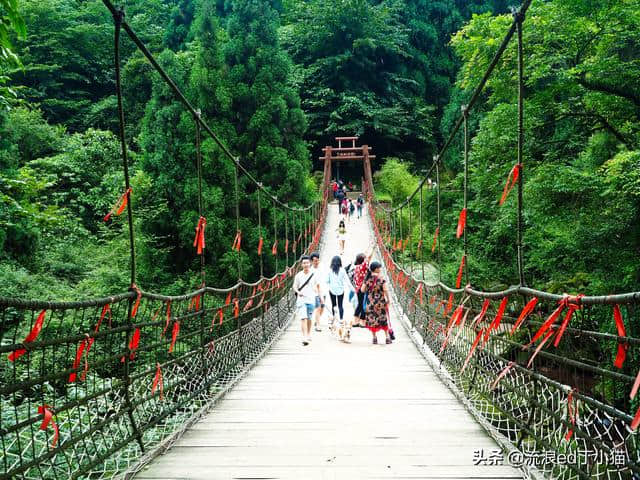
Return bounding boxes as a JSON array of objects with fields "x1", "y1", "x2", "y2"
[
  {"x1": 510, "y1": 297, "x2": 538, "y2": 335},
  {"x1": 553, "y1": 295, "x2": 584, "y2": 347},
  {"x1": 257, "y1": 237, "x2": 264, "y2": 255},
  {"x1": 285, "y1": 238, "x2": 289, "y2": 253},
  {"x1": 193, "y1": 216, "x2": 206, "y2": 255},
  {"x1": 630, "y1": 368, "x2": 640, "y2": 400},
  {"x1": 527, "y1": 329, "x2": 555, "y2": 368},
  {"x1": 169, "y1": 321, "x2": 180, "y2": 353},
  {"x1": 131, "y1": 285, "x2": 142, "y2": 318},
  {"x1": 38, "y1": 405, "x2": 59, "y2": 449},
  {"x1": 631, "y1": 406, "x2": 640, "y2": 431},
  {"x1": 8, "y1": 309, "x2": 47, "y2": 362},
  {"x1": 455, "y1": 254, "x2": 466, "y2": 289},
  {"x1": 121, "y1": 327, "x2": 140, "y2": 362},
  {"x1": 162, "y1": 301, "x2": 172, "y2": 335},
  {"x1": 96, "y1": 304, "x2": 111, "y2": 332},
  {"x1": 234, "y1": 298, "x2": 240, "y2": 318},
  {"x1": 456, "y1": 208, "x2": 467, "y2": 239},
  {"x1": 152, "y1": 363, "x2": 163, "y2": 400},
  {"x1": 471, "y1": 299, "x2": 490, "y2": 328},
  {"x1": 564, "y1": 388, "x2": 577, "y2": 441},
  {"x1": 461, "y1": 328, "x2": 485, "y2": 374},
  {"x1": 69, "y1": 338, "x2": 90, "y2": 383},
  {"x1": 490, "y1": 361, "x2": 515, "y2": 390},
  {"x1": 431, "y1": 227, "x2": 439, "y2": 253},
  {"x1": 271, "y1": 240, "x2": 278, "y2": 255},
  {"x1": 613, "y1": 305, "x2": 628, "y2": 369},
  {"x1": 232, "y1": 230, "x2": 242, "y2": 251},
  {"x1": 499, "y1": 164, "x2": 521, "y2": 206},
  {"x1": 484, "y1": 296, "x2": 508, "y2": 343},
  {"x1": 225, "y1": 292, "x2": 232, "y2": 306},
  {"x1": 527, "y1": 302, "x2": 565, "y2": 347},
  {"x1": 444, "y1": 293, "x2": 454, "y2": 316},
  {"x1": 104, "y1": 187, "x2": 132, "y2": 222}
]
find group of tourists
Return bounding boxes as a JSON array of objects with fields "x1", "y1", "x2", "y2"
[{"x1": 292, "y1": 247, "x2": 394, "y2": 347}]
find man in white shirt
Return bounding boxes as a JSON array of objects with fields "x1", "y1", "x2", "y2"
[
  {"x1": 293, "y1": 255, "x2": 321, "y2": 346},
  {"x1": 310, "y1": 252, "x2": 327, "y2": 332}
]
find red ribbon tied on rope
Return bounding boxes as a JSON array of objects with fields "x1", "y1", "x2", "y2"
[
  {"x1": 431, "y1": 227, "x2": 439, "y2": 253},
  {"x1": 234, "y1": 298, "x2": 240, "y2": 318},
  {"x1": 553, "y1": 295, "x2": 584, "y2": 347},
  {"x1": 483, "y1": 296, "x2": 508, "y2": 344},
  {"x1": 461, "y1": 328, "x2": 485, "y2": 374},
  {"x1": 285, "y1": 238, "x2": 289, "y2": 253},
  {"x1": 169, "y1": 321, "x2": 180, "y2": 353},
  {"x1": 564, "y1": 388, "x2": 578, "y2": 441},
  {"x1": 455, "y1": 254, "x2": 466, "y2": 289},
  {"x1": 510, "y1": 297, "x2": 538, "y2": 335},
  {"x1": 152, "y1": 363, "x2": 164, "y2": 400},
  {"x1": 232, "y1": 230, "x2": 242, "y2": 252},
  {"x1": 97, "y1": 304, "x2": 111, "y2": 330},
  {"x1": 161, "y1": 301, "x2": 172, "y2": 335},
  {"x1": 471, "y1": 299, "x2": 490, "y2": 328},
  {"x1": 526, "y1": 328, "x2": 555, "y2": 368},
  {"x1": 131, "y1": 285, "x2": 142, "y2": 319},
  {"x1": 499, "y1": 164, "x2": 521, "y2": 206},
  {"x1": 193, "y1": 216, "x2": 206, "y2": 255},
  {"x1": 613, "y1": 305, "x2": 628, "y2": 369},
  {"x1": 490, "y1": 361, "x2": 515, "y2": 390},
  {"x1": 104, "y1": 187, "x2": 132, "y2": 222},
  {"x1": 8, "y1": 309, "x2": 47, "y2": 362},
  {"x1": 38, "y1": 405, "x2": 59, "y2": 449},
  {"x1": 68, "y1": 336, "x2": 93, "y2": 383},
  {"x1": 121, "y1": 327, "x2": 140, "y2": 362},
  {"x1": 257, "y1": 237, "x2": 264, "y2": 256},
  {"x1": 631, "y1": 370, "x2": 640, "y2": 430},
  {"x1": 456, "y1": 208, "x2": 467, "y2": 239},
  {"x1": 271, "y1": 240, "x2": 278, "y2": 255}
]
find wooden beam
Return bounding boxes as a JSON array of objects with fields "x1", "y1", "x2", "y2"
[{"x1": 319, "y1": 155, "x2": 376, "y2": 161}]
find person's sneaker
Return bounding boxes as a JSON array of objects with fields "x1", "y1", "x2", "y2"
[
  {"x1": 302, "y1": 340, "x2": 309, "y2": 346},
  {"x1": 344, "y1": 329, "x2": 351, "y2": 343},
  {"x1": 315, "y1": 326, "x2": 322, "y2": 332}
]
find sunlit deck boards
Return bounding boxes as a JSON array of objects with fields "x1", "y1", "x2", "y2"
[{"x1": 136, "y1": 206, "x2": 522, "y2": 480}]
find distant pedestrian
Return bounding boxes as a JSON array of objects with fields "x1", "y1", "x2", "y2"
[
  {"x1": 336, "y1": 219, "x2": 347, "y2": 255},
  {"x1": 332, "y1": 180, "x2": 338, "y2": 199},
  {"x1": 356, "y1": 194, "x2": 364, "y2": 218},
  {"x1": 341, "y1": 198, "x2": 348, "y2": 217},
  {"x1": 349, "y1": 199, "x2": 355, "y2": 219},
  {"x1": 336, "y1": 188, "x2": 345, "y2": 214}
]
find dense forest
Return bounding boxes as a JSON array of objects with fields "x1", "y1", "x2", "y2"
[{"x1": 0, "y1": 0, "x2": 638, "y2": 301}]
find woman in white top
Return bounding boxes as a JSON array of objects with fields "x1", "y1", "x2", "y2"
[
  {"x1": 336, "y1": 219, "x2": 347, "y2": 254},
  {"x1": 326, "y1": 255, "x2": 354, "y2": 342}
]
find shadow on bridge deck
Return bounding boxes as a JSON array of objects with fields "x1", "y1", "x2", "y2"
[{"x1": 135, "y1": 204, "x2": 522, "y2": 480}]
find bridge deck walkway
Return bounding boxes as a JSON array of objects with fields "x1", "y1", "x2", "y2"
[{"x1": 136, "y1": 204, "x2": 522, "y2": 480}]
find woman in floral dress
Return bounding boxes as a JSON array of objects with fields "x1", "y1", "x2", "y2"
[{"x1": 360, "y1": 261, "x2": 392, "y2": 344}]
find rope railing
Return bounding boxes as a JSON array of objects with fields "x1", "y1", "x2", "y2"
[
  {"x1": 0, "y1": 0, "x2": 329, "y2": 478},
  {"x1": 364, "y1": 0, "x2": 640, "y2": 477}
]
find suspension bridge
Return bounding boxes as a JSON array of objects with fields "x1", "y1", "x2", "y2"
[{"x1": 1, "y1": 0, "x2": 639, "y2": 479}]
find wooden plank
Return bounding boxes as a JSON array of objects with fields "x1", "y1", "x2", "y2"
[{"x1": 135, "y1": 206, "x2": 522, "y2": 480}]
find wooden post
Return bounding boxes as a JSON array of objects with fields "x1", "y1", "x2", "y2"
[{"x1": 323, "y1": 146, "x2": 332, "y2": 202}]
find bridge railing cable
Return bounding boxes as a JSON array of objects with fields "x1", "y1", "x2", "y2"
[
  {"x1": 365, "y1": 1, "x2": 640, "y2": 478},
  {"x1": 0, "y1": 1, "x2": 330, "y2": 479}
]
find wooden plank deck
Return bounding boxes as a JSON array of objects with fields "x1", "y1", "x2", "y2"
[{"x1": 136, "y1": 206, "x2": 522, "y2": 480}]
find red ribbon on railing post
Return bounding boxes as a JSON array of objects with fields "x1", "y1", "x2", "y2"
[
  {"x1": 613, "y1": 305, "x2": 628, "y2": 368},
  {"x1": 431, "y1": 227, "x2": 439, "y2": 253},
  {"x1": 553, "y1": 295, "x2": 584, "y2": 347},
  {"x1": 193, "y1": 216, "x2": 206, "y2": 254},
  {"x1": 121, "y1": 327, "x2": 140, "y2": 362},
  {"x1": 456, "y1": 208, "x2": 467, "y2": 239},
  {"x1": 8, "y1": 309, "x2": 47, "y2": 362},
  {"x1": 510, "y1": 297, "x2": 538, "y2": 335},
  {"x1": 152, "y1": 363, "x2": 163, "y2": 400},
  {"x1": 471, "y1": 299, "x2": 490, "y2": 328},
  {"x1": 564, "y1": 388, "x2": 577, "y2": 441},
  {"x1": 455, "y1": 255, "x2": 466, "y2": 289},
  {"x1": 169, "y1": 321, "x2": 180, "y2": 353},
  {"x1": 499, "y1": 164, "x2": 521, "y2": 206},
  {"x1": 38, "y1": 405, "x2": 59, "y2": 448},
  {"x1": 231, "y1": 230, "x2": 242, "y2": 251},
  {"x1": 103, "y1": 187, "x2": 132, "y2": 222},
  {"x1": 131, "y1": 285, "x2": 142, "y2": 318}
]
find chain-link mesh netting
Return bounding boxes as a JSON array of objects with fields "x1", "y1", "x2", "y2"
[{"x1": 368, "y1": 205, "x2": 639, "y2": 480}]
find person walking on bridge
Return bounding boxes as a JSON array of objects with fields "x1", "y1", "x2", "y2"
[
  {"x1": 351, "y1": 247, "x2": 373, "y2": 327},
  {"x1": 336, "y1": 219, "x2": 347, "y2": 255},
  {"x1": 336, "y1": 187, "x2": 345, "y2": 214},
  {"x1": 310, "y1": 252, "x2": 326, "y2": 332},
  {"x1": 326, "y1": 255, "x2": 354, "y2": 342},
  {"x1": 360, "y1": 261, "x2": 392, "y2": 345},
  {"x1": 356, "y1": 194, "x2": 364, "y2": 218},
  {"x1": 293, "y1": 255, "x2": 321, "y2": 346}
]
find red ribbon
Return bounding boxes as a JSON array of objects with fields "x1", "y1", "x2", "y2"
[
  {"x1": 630, "y1": 368, "x2": 640, "y2": 400},
  {"x1": 414, "y1": 284, "x2": 424, "y2": 305},
  {"x1": 499, "y1": 164, "x2": 521, "y2": 206},
  {"x1": 225, "y1": 292, "x2": 232, "y2": 306},
  {"x1": 443, "y1": 293, "x2": 454, "y2": 316},
  {"x1": 97, "y1": 304, "x2": 111, "y2": 331},
  {"x1": 152, "y1": 363, "x2": 163, "y2": 400},
  {"x1": 232, "y1": 230, "x2": 242, "y2": 251},
  {"x1": 527, "y1": 301, "x2": 566, "y2": 347},
  {"x1": 271, "y1": 240, "x2": 278, "y2": 255},
  {"x1": 69, "y1": 336, "x2": 93, "y2": 383},
  {"x1": 285, "y1": 238, "x2": 289, "y2": 253},
  {"x1": 553, "y1": 295, "x2": 583, "y2": 347},
  {"x1": 456, "y1": 208, "x2": 467, "y2": 239},
  {"x1": 257, "y1": 237, "x2": 264, "y2": 255},
  {"x1": 564, "y1": 388, "x2": 577, "y2": 441},
  {"x1": 510, "y1": 297, "x2": 538, "y2": 335},
  {"x1": 193, "y1": 216, "x2": 206, "y2": 255},
  {"x1": 455, "y1": 254, "x2": 466, "y2": 289},
  {"x1": 38, "y1": 405, "x2": 59, "y2": 448},
  {"x1": 416, "y1": 239, "x2": 423, "y2": 255},
  {"x1": 431, "y1": 227, "x2": 439, "y2": 253},
  {"x1": 631, "y1": 405, "x2": 640, "y2": 431},
  {"x1": 471, "y1": 299, "x2": 490, "y2": 328},
  {"x1": 169, "y1": 321, "x2": 180, "y2": 353},
  {"x1": 121, "y1": 327, "x2": 140, "y2": 362},
  {"x1": 490, "y1": 361, "x2": 515, "y2": 390},
  {"x1": 613, "y1": 305, "x2": 628, "y2": 369},
  {"x1": 527, "y1": 328, "x2": 555, "y2": 368},
  {"x1": 131, "y1": 285, "x2": 142, "y2": 318},
  {"x1": 483, "y1": 296, "x2": 508, "y2": 343},
  {"x1": 461, "y1": 328, "x2": 485, "y2": 373},
  {"x1": 104, "y1": 187, "x2": 132, "y2": 222},
  {"x1": 188, "y1": 294, "x2": 201, "y2": 312},
  {"x1": 234, "y1": 298, "x2": 239, "y2": 318},
  {"x1": 8, "y1": 309, "x2": 47, "y2": 362},
  {"x1": 162, "y1": 301, "x2": 172, "y2": 335}
]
